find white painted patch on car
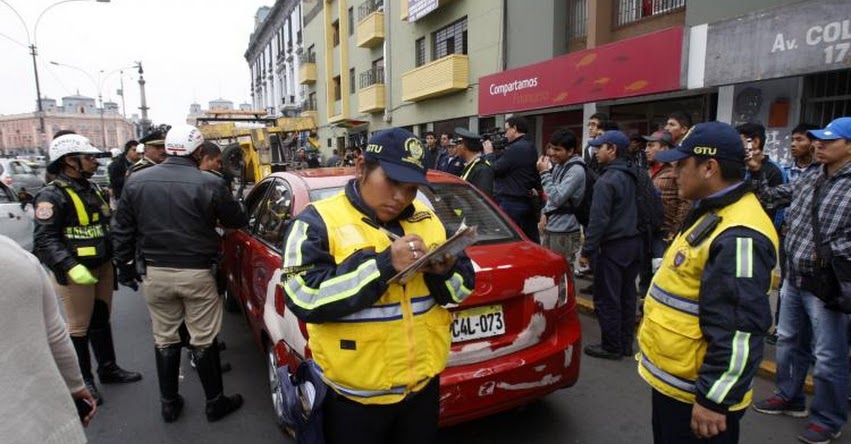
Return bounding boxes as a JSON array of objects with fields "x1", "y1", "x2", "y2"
[
  {"x1": 533, "y1": 285, "x2": 559, "y2": 310},
  {"x1": 447, "y1": 313, "x2": 547, "y2": 367},
  {"x1": 523, "y1": 275, "x2": 555, "y2": 295},
  {"x1": 564, "y1": 345, "x2": 574, "y2": 368},
  {"x1": 495, "y1": 373, "x2": 562, "y2": 391},
  {"x1": 264, "y1": 268, "x2": 308, "y2": 354},
  {"x1": 534, "y1": 365, "x2": 546, "y2": 372},
  {"x1": 478, "y1": 381, "x2": 496, "y2": 397}
]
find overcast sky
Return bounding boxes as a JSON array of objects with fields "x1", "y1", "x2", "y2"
[{"x1": 0, "y1": 0, "x2": 271, "y2": 126}]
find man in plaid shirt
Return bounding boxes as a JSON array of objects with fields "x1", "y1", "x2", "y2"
[{"x1": 750, "y1": 117, "x2": 851, "y2": 444}]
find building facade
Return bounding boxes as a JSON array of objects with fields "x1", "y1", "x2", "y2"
[
  {"x1": 299, "y1": 0, "x2": 503, "y2": 155},
  {"x1": 245, "y1": 1, "x2": 306, "y2": 118},
  {"x1": 0, "y1": 95, "x2": 136, "y2": 156},
  {"x1": 247, "y1": 0, "x2": 849, "y2": 162}
]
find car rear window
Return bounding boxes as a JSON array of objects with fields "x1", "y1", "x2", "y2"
[{"x1": 308, "y1": 183, "x2": 519, "y2": 244}]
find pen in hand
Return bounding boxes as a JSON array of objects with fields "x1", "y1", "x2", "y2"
[{"x1": 361, "y1": 217, "x2": 401, "y2": 241}]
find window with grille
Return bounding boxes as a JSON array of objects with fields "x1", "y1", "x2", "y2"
[
  {"x1": 614, "y1": 0, "x2": 684, "y2": 27},
  {"x1": 415, "y1": 37, "x2": 426, "y2": 67},
  {"x1": 432, "y1": 17, "x2": 467, "y2": 60},
  {"x1": 567, "y1": 0, "x2": 587, "y2": 39},
  {"x1": 802, "y1": 69, "x2": 851, "y2": 126},
  {"x1": 348, "y1": 7, "x2": 354, "y2": 36},
  {"x1": 349, "y1": 68, "x2": 356, "y2": 94}
]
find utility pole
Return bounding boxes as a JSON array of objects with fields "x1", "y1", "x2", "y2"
[
  {"x1": 30, "y1": 43, "x2": 46, "y2": 151},
  {"x1": 136, "y1": 61, "x2": 150, "y2": 137}
]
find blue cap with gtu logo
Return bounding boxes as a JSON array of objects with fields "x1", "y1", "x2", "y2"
[
  {"x1": 654, "y1": 121, "x2": 745, "y2": 164},
  {"x1": 364, "y1": 128, "x2": 430, "y2": 187},
  {"x1": 809, "y1": 117, "x2": 851, "y2": 141}
]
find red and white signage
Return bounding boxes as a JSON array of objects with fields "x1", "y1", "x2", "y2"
[{"x1": 478, "y1": 26, "x2": 684, "y2": 116}]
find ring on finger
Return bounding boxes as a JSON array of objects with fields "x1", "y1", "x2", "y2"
[
  {"x1": 412, "y1": 251, "x2": 419, "y2": 260},
  {"x1": 408, "y1": 241, "x2": 416, "y2": 251}
]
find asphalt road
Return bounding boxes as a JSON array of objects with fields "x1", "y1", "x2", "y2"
[{"x1": 85, "y1": 286, "x2": 844, "y2": 443}]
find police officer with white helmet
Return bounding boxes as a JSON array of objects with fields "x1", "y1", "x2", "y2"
[
  {"x1": 112, "y1": 124, "x2": 248, "y2": 423},
  {"x1": 33, "y1": 133, "x2": 143, "y2": 406}
]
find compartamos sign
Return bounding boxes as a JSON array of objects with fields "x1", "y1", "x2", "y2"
[
  {"x1": 478, "y1": 26, "x2": 684, "y2": 116},
  {"x1": 704, "y1": 0, "x2": 851, "y2": 87}
]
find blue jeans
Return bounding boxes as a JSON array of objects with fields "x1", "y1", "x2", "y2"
[{"x1": 775, "y1": 280, "x2": 849, "y2": 431}]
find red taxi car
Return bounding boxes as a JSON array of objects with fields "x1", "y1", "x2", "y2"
[{"x1": 222, "y1": 168, "x2": 581, "y2": 427}]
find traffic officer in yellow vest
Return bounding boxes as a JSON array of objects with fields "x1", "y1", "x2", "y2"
[
  {"x1": 636, "y1": 122, "x2": 778, "y2": 443},
  {"x1": 281, "y1": 128, "x2": 475, "y2": 444},
  {"x1": 33, "y1": 134, "x2": 142, "y2": 406},
  {"x1": 455, "y1": 127, "x2": 494, "y2": 198}
]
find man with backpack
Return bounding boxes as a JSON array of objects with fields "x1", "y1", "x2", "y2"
[
  {"x1": 538, "y1": 128, "x2": 587, "y2": 269},
  {"x1": 579, "y1": 130, "x2": 645, "y2": 360}
]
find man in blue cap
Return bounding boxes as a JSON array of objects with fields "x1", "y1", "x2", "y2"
[
  {"x1": 636, "y1": 121, "x2": 778, "y2": 443},
  {"x1": 751, "y1": 117, "x2": 851, "y2": 444},
  {"x1": 579, "y1": 130, "x2": 644, "y2": 361}
]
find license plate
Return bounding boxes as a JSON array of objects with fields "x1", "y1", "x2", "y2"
[{"x1": 450, "y1": 304, "x2": 505, "y2": 343}]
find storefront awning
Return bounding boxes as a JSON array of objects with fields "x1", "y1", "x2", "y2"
[{"x1": 478, "y1": 26, "x2": 684, "y2": 116}]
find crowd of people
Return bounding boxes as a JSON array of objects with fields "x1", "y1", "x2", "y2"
[{"x1": 438, "y1": 114, "x2": 851, "y2": 444}]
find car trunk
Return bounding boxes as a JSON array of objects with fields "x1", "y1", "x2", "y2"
[{"x1": 446, "y1": 240, "x2": 567, "y2": 368}]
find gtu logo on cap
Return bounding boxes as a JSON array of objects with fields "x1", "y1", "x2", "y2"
[
  {"x1": 402, "y1": 137, "x2": 424, "y2": 168},
  {"x1": 693, "y1": 146, "x2": 717, "y2": 156}
]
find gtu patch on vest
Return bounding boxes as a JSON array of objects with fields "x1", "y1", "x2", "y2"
[
  {"x1": 35, "y1": 202, "x2": 54, "y2": 220},
  {"x1": 673, "y1": 249, "x2": 687, "y2": 268}
]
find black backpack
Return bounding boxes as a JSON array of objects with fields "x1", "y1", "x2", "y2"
[{"x1": 633, "y1": 165, "x2": 664, "y2": 240}]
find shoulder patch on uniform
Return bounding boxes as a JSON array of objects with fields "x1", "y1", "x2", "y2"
[
  {"x1": 407, "y1": 211, "x2": 432, "y2": 223},
  {"x1": 35, "y1": 202, "x2": 54, "y2": 220}
]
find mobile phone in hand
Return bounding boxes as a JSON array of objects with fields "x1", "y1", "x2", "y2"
[
  {"x1": 74, "y1": 397, "x2": 93, "y2": 420},
  {"x1": 745, "y1": 139, "x2": 754, "y2": 159}
]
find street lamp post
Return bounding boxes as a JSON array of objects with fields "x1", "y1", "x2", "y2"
[{"x1": 0, "y1": 0, "x2": 110, "y2": 152}]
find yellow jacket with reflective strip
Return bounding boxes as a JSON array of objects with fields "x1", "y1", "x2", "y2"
[
  {"x1": 307, "y1": 193, "x2": 451, "y2": 405},
  {"x1": 637, "y1": 192, "x2": 778, "y2": 410}
]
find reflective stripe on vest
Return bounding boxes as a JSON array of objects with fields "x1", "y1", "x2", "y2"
[
  {"x1": 461, "y1": 157, "x2": 487, "y2": 181},
  {"x1": 641, "y1": 354, "x2": 696, "y2": 394},
  {"x1": 64, "y1": 186, "x2": 93, "y2": 226},
  {"x1": 338, "y1": 296, "x2": 437, "y2": 323},
  {"x1": 647, "y1": 283, "x2": 699, "y2": 316}
]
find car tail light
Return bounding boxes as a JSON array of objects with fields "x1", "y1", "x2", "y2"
[
  {"x1": 557, "y1": 272, "x2": 574, "y2": 308},
  {"x1": 274, "y1": 284, "x2": 285, "y2": 316}
]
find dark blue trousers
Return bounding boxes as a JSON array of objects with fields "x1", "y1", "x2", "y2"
[
  {"x1": 498, "y1": 198, "x2": 540, "y2": 244},
  {"x1": 592, "y1": 235, "x2": 642, "y2": 354},
  {"x1": 652, "y1": 389, "x2": 745, "y2": 444}
]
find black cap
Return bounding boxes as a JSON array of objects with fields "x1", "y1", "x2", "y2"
[
  {"x1": 655, "y1": 121, "x2": 745, "y2": 164},
  {"x1": 364, "y1": 128, "x2": 430, "y2": 187},
  {"x1": 453, "y1": 127, "x2": 483, "y2": 152},
  {"x1": 642, "y1": 130, "x2": 675, "y2": 147},
  {"x1": 139, "y1": 130, "x2": 166, "y2": 146}
]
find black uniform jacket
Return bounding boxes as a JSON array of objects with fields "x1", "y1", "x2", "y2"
[
  {"x1": 33, "y1": 174, "x2": 112, "y2": 283},
  {"x1": 111, "y1": 156, "x2": 247, "y2": 269}
]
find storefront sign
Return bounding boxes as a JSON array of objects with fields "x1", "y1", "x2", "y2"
[
  {"x1": 704, "y1": 0, "x2": 851, "y2": 86},
  {"x1": 408, "y1": 0, "x2": 438, "y2": 22},
  {"x1": 478, "y1": 27, "x2": 683, "y2": 116}
]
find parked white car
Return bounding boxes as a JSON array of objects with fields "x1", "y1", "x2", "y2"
[{"x1": 0, "y1": 182, "x2": 34, "y2": 251}]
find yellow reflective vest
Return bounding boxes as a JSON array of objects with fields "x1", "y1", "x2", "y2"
[
  {"x1": 637, "y1": 192, "x2": 778, "y2": 410},
  {"x1": 306, "y1": 193, "x2": 452, "y2": 405},
  {"x1": 56, "y1": 180, "x2": 111, "y2": 261}
]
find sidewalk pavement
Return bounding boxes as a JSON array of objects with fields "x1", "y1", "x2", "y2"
[{"x1": 572, "y1": 273, "x2": 815, "y2": 394}]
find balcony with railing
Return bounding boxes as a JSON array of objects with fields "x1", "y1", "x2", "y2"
[
  {"x1": 358, "y1": 67, "x2": 385, "y2": 113},
  {"x1": 401, "y1": 54, "x2": 468, "y2": 102},
  {"x1": 614, "y1": 0, "x2": 685, "y2": 27},
  {"x1": 357, "y1": 0, "x2": 384, "y2": 48},
  {"x1": 300, "y1": 96, "x2": 318, "y2": 118},
  {"x1": 298, "y1": 53, "x2": 317, "y2": 84}
]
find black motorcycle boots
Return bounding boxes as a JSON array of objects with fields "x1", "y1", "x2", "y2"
[
  {"x1": 155, "y1": 344, "x2": 184, "y2": 422},
  {"x1": 70, "y1": 335, "x2": 103, "y2": 405},
  {"x1": 89, "y1": 323, "x2": 143, "y2": 384},
  {"x1": 195, "y1": 339, "x2": 243, "y2": 422}
]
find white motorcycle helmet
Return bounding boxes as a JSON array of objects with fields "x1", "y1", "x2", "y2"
[
  {"x1": 47, "y1": 134, "x2": 101, "y2": 174},
  {"x1": 164, "y1": 124, "x2": 204, "y2": 156}
]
